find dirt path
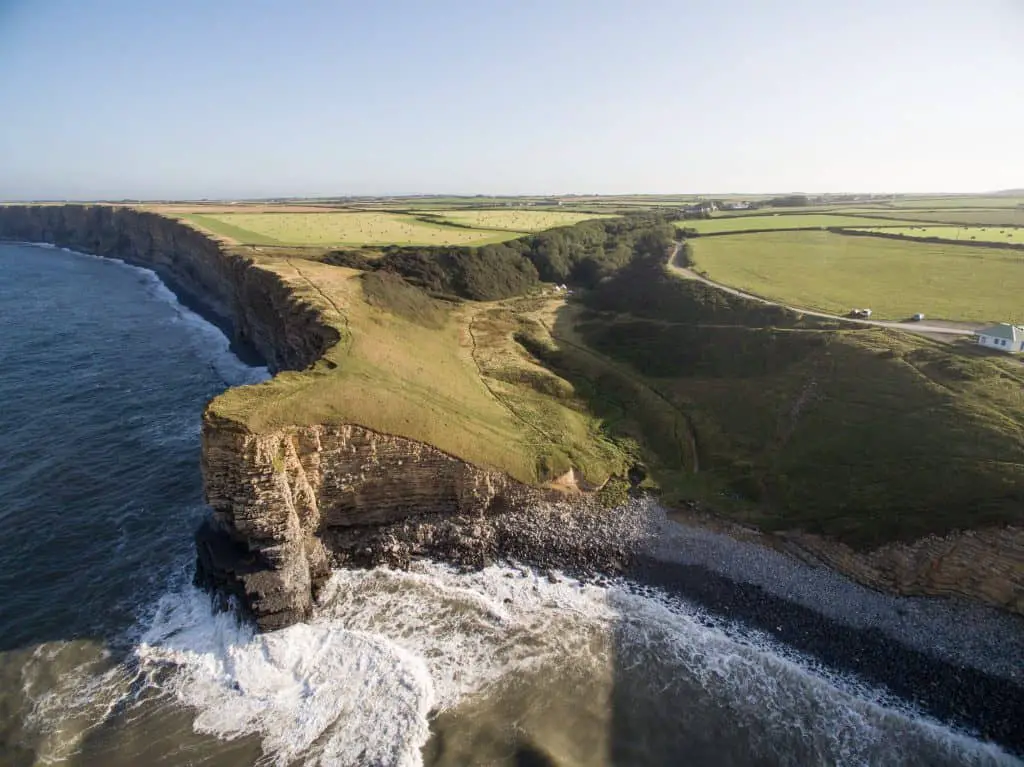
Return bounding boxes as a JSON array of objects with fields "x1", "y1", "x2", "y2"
[
  {"x1": 668, "y1": 243, "x2": 976, "y2": 338},
  {"x1": 286, "y1": 258, "x2": 354, "y2": 357},
  {"x1": 465, "y1": 306, "x2": 556, "y2": 443}
]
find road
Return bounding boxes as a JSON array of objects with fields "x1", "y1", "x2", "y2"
[{"x1": 667, "y1": 245, "x2": 976, "y2": 338}]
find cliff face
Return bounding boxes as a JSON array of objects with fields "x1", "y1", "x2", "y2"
[
  {"x1": 197, "y1": 418, "x2": 529, "y2": 629},
  {"x1": 0, "y1": 204, "x2": 337, "y2": 372},
  {"x1": 784, "y1": 528, "x2": 1024, "y2": 615},
  {"x1": 0, "y1": 205, "x2": 629, "y2": 631},
  {"x1": 2, "y1": 204, "x2": 1021, "y2": 627}
]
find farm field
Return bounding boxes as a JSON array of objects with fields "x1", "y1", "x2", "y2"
[
  {"x1": 688, "y1": 230, "x2": 1024, "y2": 323},
  {"x1": 860, "y1": 209, "x2": 1024, "y2": 227},
  {"x1": 427, "y1": 209, "x2": 613, "y2": 232},
  {"x1": 180, "y1": 211, "x2": 527, "y2": 246},
  {"x1": 681, "y1": 213, "x2": 924, "y2": 234},
  {"x1": 885, "y1": 195, "x2": 1024, "y2": 208},
  {"x1": 850, "y1": 225, "x2": 1024, "y2": 245}
]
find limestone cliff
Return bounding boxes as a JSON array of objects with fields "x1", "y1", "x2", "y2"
[{"x1": 1, "y1": 204, "x2": 1021, "y2": 628}]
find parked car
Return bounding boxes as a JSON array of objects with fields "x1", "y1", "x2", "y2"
[{"x1": 912, "y1": 313, "x2": 925, "y2": 321}]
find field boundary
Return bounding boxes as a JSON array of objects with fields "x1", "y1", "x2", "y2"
[
  {"x1": 833, "y1": 227, "x2": 1024, "y2": 252},
  {"x1": 691, "y1": 224, "x2": 914, "y2": 238}
]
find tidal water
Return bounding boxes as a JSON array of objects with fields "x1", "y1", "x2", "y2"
[{"x1": 0, "y1": 242, "x2": 1020, "y2": 767}]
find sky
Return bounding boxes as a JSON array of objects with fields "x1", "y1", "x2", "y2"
[{"x1": 0, "y1": 0, "x2": 1022, "y2": 199}]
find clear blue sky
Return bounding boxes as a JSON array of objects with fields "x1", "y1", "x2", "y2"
[{"x1": 1, "y1": 0, "x2": 1021, "y2": 200}]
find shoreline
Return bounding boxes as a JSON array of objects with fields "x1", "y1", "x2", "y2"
[
  {"x1": 152, "y1": 268, "x2": 265, "y2": 367},
  {"x1": 2, "y1": 207, "x2": 1020, "y2": 623},
  {"x1": 633, "y1": 513, "x2": 1024, "y2": 757},
  {"x1": 4, "y1": 238, "x2": 266, "y2": 368}
]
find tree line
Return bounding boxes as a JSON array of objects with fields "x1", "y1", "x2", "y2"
[{"x1": 324, "y1": 213, "x2": 678, "y2": 301}]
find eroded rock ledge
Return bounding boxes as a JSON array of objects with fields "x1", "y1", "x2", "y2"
[{"x1": 1, "y1": 204, "x2": 1021, "y2": 630}]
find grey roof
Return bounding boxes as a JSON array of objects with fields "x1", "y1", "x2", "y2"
[{"x1": 976, "y1": 323, "x2": 1024, "y2": 341}]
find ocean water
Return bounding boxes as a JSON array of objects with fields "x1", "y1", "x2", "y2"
[{"x1": 0, "y1": 242, "x2": 1020, "y2": 767}]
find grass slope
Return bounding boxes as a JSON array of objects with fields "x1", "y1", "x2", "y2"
[
  {"x1": 681, "y1": 214, "x2": 924, "y2": 234},
  {"x1": 184, "y1": 212, "x2": 526, "y2": 247},
  {"x1": 690, "y1": 230, "x2": 1024, "y2": 323},
  {"x1": 209, "y1": 259, "x2": 630, "y2": 486},
  {"x1": 566, "y1": 262, "x2": 1024, "y2": 547}
]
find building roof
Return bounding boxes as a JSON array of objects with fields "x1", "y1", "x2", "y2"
[{"x1": 976, "y1": 323, "x2": 1024, "y2": 341}]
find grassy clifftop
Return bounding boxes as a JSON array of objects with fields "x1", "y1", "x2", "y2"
[{"x1": 208, "y1": 256, "x2": 635, "y2": 487}]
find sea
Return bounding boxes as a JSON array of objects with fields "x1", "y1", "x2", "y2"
[{"x1": 0, "y1": 241, "x2": 1020, "y2": 767}]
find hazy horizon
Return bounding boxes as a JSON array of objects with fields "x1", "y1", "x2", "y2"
[
  {"x1": 7, "y1": 189, "x2": 1024, "y2": 204},
  {"x1": 1, "y1": 0, "x2": 1022, "y2": 200}
]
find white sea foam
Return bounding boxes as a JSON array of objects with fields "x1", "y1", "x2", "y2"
[
  {"x1": 136, "y1": 585, "x2": 434, "y2": 767},
  {"x1": 126, "y1": 563, "x2": 1021, "y2": 767}
]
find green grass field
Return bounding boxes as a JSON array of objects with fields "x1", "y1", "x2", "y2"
[
  {"x1": 181, "y1": 211, "x2": 527, "y2": 246},
  {"x1": 575, "y1": 264, "x2": 1024, "y2": 546},
  {"x1": 850, "y1": 225, "x2": 1024, "y2": 245},
  {"x1": 427, "y1": 209, "x2": 613, "y2": 232},
  {"x1": 885, "y1": 196, "x2": 1024, "y2": 209},
  {"x1": 681, "y1": 213, "x2": 923, "y2": 234},
  {"x1": 858, "y1": 209, "x2": 1024, "y2": 227},
  {"x1": 689, "y1": 230, "x2": 1024, "y2": 323}
]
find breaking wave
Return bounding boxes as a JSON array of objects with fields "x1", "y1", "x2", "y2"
[{"x1": 129, "y1": 563, "x2": 1020, "y2": 767}]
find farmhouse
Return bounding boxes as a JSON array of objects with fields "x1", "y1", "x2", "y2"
[
  {"x1": 975, "y1": 323, "x2": 1024, "y2": 353},
  {"x1": 686, "y1": 202, "x2": 717, "y2": 215}
]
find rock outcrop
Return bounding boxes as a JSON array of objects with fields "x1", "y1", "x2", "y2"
[
  {"x1": 782, "y1": 527, "x2": 1024, "y2": 616},
  {"x1": 197, "y1": 416, "x2": 659, "y2": 629},
  {"x1": 2, "y1": 204, "x2": 1022, "y2": 628},
  {"x1": 199, "y1": 418, "x2": 520, "y2": 629}
]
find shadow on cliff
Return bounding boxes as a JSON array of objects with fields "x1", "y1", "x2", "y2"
[{"x1": 519, "y1": 298, "x2": 699, "y2": 500}]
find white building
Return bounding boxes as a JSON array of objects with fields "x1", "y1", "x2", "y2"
[{"x1": 975, "y1": 323, "x2": 1024, "y2": 353}]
